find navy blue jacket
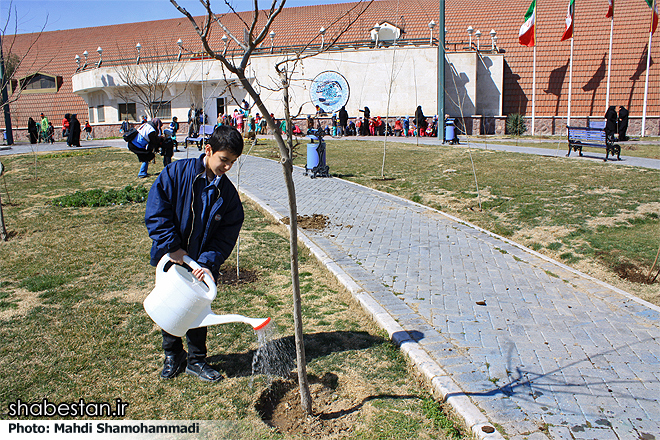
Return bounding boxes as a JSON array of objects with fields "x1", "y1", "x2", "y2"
[{"x1": 144, "y1": 154, "x2": 244, "y2": 279}]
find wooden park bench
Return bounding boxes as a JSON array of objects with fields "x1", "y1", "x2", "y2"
[
  {"x1": 185, "y1": 124, "x2": 215, "y2": 150},
  {"x1": 566, "y1": 125, "x2": 621, "y2": 162}
]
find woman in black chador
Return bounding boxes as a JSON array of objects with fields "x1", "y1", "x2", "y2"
[
  {"x1": 604, "y1": 105, "x2": 618, "y2": 142},
  {"x1": 618, "y1": 106, "x2": 629, "y2": 141},
  {"x1": 67, "y1": 114, "x2": 81, "y2": 147},
  {"x1": 415, "y1": 106, "x2": 427, "y2": 136},
  {"x1": 27, "y1": 118, "x2": 38, "y2": 144}
]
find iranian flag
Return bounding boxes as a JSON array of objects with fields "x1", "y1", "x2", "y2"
[
  {"x1": 561, "y1": 0, "x2": 575, "y2": 41},
  {"x1": 519, "y1": 0, "x2": 536, "y2": 46},
  {"x1": 647, "y1": 0, "x2": 659, "y2": 35},
  {"x1": 606, "y1": 0, "x2": 613, "y2": 18}
]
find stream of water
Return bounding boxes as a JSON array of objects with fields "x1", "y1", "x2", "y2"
[{"x1": 250, "y1": 321, "x2": 296, "y2": 388}]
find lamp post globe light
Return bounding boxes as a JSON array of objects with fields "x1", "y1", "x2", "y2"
[
  {"x1": 269, "y1": 30, "x2": 275, "y2": 53},
  {"x1": 475, "y1": 30, "x2": 481, "y2": 50},
  {"x1": 96, "y1": 47, "x2": 103, "y2": 67},
  {"x1": 428, "y1": 20, "x2": 436, "y2": 46},
  {"x1": 136, "y1": 42, "x2": 141, "y2": 64},
  {"x1": 467, "y1": 26, "x2": 474, "y2": 48},
  {"x1": 490, "y1": 29, "x2": 497, "y2": 51},
  {"x1": 177, "y1": 38, "x2": 183, "y2": 61},
  {"x1": 374, "y1": 23, "x2": 381, "y2": 47}
]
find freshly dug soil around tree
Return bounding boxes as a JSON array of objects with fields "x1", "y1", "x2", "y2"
[{"x1": 281, "y1": 214, "x2": 330, "y2": 230}]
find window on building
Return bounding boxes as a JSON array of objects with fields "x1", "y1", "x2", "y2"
[
  {"x1": 118, "y1": 103, "x2": 137, "y2": 122},
  {"x1": 19, "y1": 73, "x2": 60, "y2": 94},
  {"x1": 151, "y1": 101, "x2": 171, "y2": 119},
  {"x1": 88, "y1": 107, "x2": 94, "y2": 123},
  {"x1": 97, "y1": 105, "x2": 105, "y2": 123}
]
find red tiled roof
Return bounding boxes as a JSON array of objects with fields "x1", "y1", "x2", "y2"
[{"x1": 2, "y1": 0, "x2": 658, "y2": 129}]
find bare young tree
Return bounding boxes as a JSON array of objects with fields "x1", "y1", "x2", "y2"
[
  {"x1": 170, "y1": 0, "x2": 371, "y2": 415},
  {"x1": 113, "y1": 46, "x2": 190, "y2": 121},
  {"x1": 1, "y1": 1, "x2": 51, "y2": 145}
]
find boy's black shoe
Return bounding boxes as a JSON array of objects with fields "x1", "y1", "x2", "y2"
[
  {"x1": 186, "y1": 361, "x2": 223, "y2": 382},
  {"x1": 160, "y1": 350, "x2": 187, "y2": 379}
]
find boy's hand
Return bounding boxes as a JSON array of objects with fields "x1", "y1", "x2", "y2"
[
  {"x1": 192, "y1": 267, "x2": 214, "y2": 283},
  {"x1": 168, "y1": 249, "x2": 188, "y2": 265}
]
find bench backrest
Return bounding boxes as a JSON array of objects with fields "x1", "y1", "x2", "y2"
[
  {"x1": 567, "y1": 126, "x2": 606, "y2": 144},
  {"x1": 200, "y1": 124, "x2": 215, "y2": 136},
  {"x1": 587, "y1": 120, "x2": 606, "y2": 129}
]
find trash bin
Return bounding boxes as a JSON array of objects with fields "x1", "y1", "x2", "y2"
[
  {"x1": 307, "y1": 143, "x2": 322, "y2": 170},
  {"x1": 444, "y1": 119, "x2": 455, "y2": 144}
]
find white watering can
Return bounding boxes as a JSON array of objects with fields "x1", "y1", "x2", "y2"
[{"x1": 143, "y1": 254, "x2": 271, "y2": 337}]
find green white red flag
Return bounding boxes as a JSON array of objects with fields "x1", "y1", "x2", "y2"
[
  {"x1": 519, "y1": 0, "x2": 536, "y2": 46},
  {"x1": 606, "y1": 0, "x2": 613, "y2": 18},
  {"x1": 646, "y1": 0, "x2": 659, "y2": 35},
  {"x1": 561, "y1": 0, "x2": 575, "y2": 41}
]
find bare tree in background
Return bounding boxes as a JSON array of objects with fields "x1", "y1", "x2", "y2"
[
  {"x1": 171, "y1": 0, "x2": 372, "y2": 415},
  {"x1": 113, "y1": 46, "x2": 190, "y2": 121},
  {"x1": 1, "y1": 1, "x2": 51, "y2": 145}
]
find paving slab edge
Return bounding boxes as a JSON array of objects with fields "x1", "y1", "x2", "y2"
[{"x1": 236, "y1": 184, "x2": 512, "y2": 440}]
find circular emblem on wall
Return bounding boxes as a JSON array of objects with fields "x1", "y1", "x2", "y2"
[{"x1": 309, "y1": 71, "x2": 350, "y2": 114}]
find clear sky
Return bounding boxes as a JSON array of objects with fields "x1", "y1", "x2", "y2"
[{"x1": 3, "y1": 0, "x2": 359, "y2": 35}]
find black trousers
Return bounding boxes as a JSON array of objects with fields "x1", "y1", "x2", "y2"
[{"x1": 162, "y1": 327, "x2": 207, "y2": 363}]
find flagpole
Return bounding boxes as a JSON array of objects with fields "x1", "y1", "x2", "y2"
[
  {"x1": 532, "y1": 45, "x2": 536, "y2": 135},
  {"x1": 605, "y1": 16, "x2": 613, "y2": 109},
  {"x1": 642, "y1": 29, "x2": 652, "y2": 137},
  {"x1": 532, "y1": 1, "x2": 537, "y2": 136},
  {"x1": 567, "y1": 37, "x2": 574, "y2": 127},
  {"x1": 642, "y1": 1, "x2": 655, "y2": 137}
]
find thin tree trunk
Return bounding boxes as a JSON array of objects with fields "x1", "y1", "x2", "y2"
[{"x1": 0, "y1": 193, "x2": 8, "y2": 241}]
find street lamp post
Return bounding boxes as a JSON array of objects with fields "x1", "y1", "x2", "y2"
[
  {"x1": 221, "y1": 34, "x2": 228, "y2": 55},
  {"x1": 490, "y1": 29, "x2": 497, "y2": 52},
  {"x1": 428, "y1": 20, "x2": 436, "y2": 46},
  {"x1": 467, "y1": 26, "x2": 474, "y2": 49},
  {"x1": 374, "y1": 23, "x2": 381, "y2": 48},
  {"x1": 136, "y1": 42, "x2": 141, "y2": 64},
  {"x1": 269, "y1": 31, "x2": 275, "y2": 53},
  {"x1": 475, "y1": 30, "x2": 481, "y2": 51},
  {"x1": 96, "y1": 47, "x2": 103, "y2": 68},
  {"x1": 319, "y1": 27, "x2": 326, "y2": 51},
  {"x1": 177, "y1": 38, "x2": 183, "y2": 61}
]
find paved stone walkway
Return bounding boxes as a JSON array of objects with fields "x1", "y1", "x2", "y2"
[{"x1": 226, "y1": 154, "x2": 660, "y2": 440}]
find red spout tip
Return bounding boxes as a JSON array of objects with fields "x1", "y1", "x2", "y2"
[{"x1": 253, "y1": 317, "x2": 271, "y2": 331}]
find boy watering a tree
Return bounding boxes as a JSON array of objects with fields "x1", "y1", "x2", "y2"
[{"x1": 145, "y1": 125, "x2": 244, "y2": 382}]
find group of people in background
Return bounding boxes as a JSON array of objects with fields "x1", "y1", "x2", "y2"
[
  {"x1": 26, "y1": 112, "x2": 94, "y2": 146},
  {"x1": 26, "y1": 113, "x2": 55, "y2": 145},
  {"x1": 605, "y1": 105, "x2": 629, "y2": 142}
]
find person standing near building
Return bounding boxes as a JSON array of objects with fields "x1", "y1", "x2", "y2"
[
  {"x1": 604, "y1": 106, "x2": 618, "y2": 142},
  {"x1": 618, "y1": 106, "x2": 629, "y2": 141},
  {"x1": 62, "y1": 114, "x2": 70, "y2": 139},
  {"x1": 68, "y1": 114, "x2": 81, "y2": 147},
  {"x1": 144, "y1": 125, "x2": 244, "y2": 382},
  {"x1": 338, "y1": 106, "x2": 348, "y2": 136},
  {"x1": 414, "y1": 106, "x2": 427, "y2": 137},
  {"x1": 40, "y1": 113, "x2": 49, "y2": 143},
  {"x1": 84, "y1": 121, "x2": 93, "y2": 140},
  {"x1": 27, "y1": 118, "x2": 38, "y2": 144}
]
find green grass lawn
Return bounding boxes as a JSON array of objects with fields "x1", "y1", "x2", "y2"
[
  {"x1": 250, "y1": 137, "x2": 660, "y2": 306},
  {"x1": 0, "y1": 148, "x2": 465, "y2": 439}
]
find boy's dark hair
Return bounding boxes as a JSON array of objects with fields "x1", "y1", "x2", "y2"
[{"x1": 207, "y1": 125, "x2": 243, "y2": 156}]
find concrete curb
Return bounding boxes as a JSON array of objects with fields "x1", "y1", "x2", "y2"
[{"x1": 235, "y1": 182, "x2": 508, "y2": 440}]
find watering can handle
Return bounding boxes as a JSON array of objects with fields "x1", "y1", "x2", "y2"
[
  {"x1": 181, "y1": 255, "x2": 216, "y2": 291},
  {"x1": 157, "y1": 253, "x2": 216, "y2": 294}
]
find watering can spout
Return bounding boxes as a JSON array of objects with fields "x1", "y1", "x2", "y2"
[
  {"x1": 192, "y1": 308, "x2": 271, "y2": 331},
  {"x1": 143, "y1": 254, "x2": 271, "y2": 337}
]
